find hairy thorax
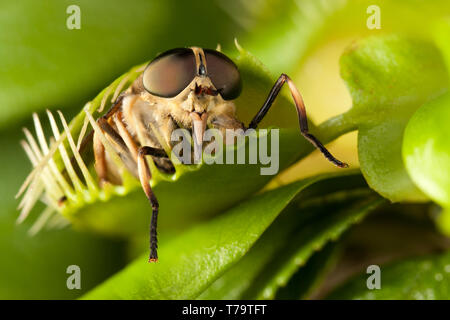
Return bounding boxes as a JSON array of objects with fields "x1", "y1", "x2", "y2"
[{"x1": 121, "y1": 77, "x2": 244, "y2": 152}]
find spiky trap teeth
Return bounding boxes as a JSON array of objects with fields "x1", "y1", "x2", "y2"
[
  {"x1": 16, "y1": 108, "x2": 122, "y2": 234},
  {"x1": 16, "y1": 63, "x2": 147, "y2": 235}
]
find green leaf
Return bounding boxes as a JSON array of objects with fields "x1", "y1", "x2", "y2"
[
  {"x1": 247, "y1": 193, "x2": 383, "y2": 299},
  {"x1": 82, "y1": 174, "x2": 351, "y2": 299},
  {"x1": 402, "y1": 18, "x2": 450, "y2": 214},
  {"x1": 327, "y1": 250, "x2": 450, "y2": 300},
  {"x1": 275, "y1": 241, "x2": 340, "y2": 300},
  {"x1": 403, "y1": 92, "x2": 450, "y2": 208},
  {"x1": 335, "y1": 35, "x2": 449, "y2": 202},
  {"x1": 199, "y1": 174, "x2": 384, "y2": 300},
  {"x1": 434, "y1": 18, "x2": 450, "y2": 73}
]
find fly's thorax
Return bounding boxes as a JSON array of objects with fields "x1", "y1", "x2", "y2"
[{"x1": 121, "y1": 72, "x2": 243, "y2": 154}]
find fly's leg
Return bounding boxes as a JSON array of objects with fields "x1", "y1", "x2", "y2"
[
  {"x1": 113, "y1": 111, "x2": 139, "y2": 160},
  {"x1": 137, "y1": 146, "x2": 168, "y2": 262},
  {"x1": 93, "y1": 131, "x2": 108, "y2": 185},
  {"x1": 79, "y1": 95, "x2": 126, "y2": 156},
  {"x1": 95, "y1": 104, "x2": 168, "y2": 262},
  {"x1": 89, "y1": 95, "x2": 129, "y2": 185},
  {"x1": 92, "y1": 116, "x2": 130, "y2": 185},
  {"x1": 97, "y1": 117, "x2": 129, "y2": 153},
  {"x1": 248, "y1": 73, "x2": 348, "y2": 168},
  {"x1": 104, "y1": 95, "x2": 125, "y2": 119}
]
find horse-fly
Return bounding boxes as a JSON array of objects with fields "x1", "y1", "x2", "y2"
[{"x1": 19, "y1": 46, "x2": 348, "y2": 262}]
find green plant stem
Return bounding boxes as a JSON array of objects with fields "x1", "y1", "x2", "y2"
[{"x1": 316, "y1": 111, "x2": 357, "y2": 144}]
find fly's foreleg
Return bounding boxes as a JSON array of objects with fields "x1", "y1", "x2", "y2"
[
  {"x1": 93, "y1": 116, "x2": 130, "y2": 185},
  {"x1": 93, "y1": 131, "x2": 108, "y2": 185},
  {"x1": 248, "y1": 73, "x2": 348, "y2": 168},
  {"x1": 137, "y1": 146, "x2": 168, "y2": 263},
  {"x1": 91, "y1": 95, "x2": 128, "y2": 185},
  {"x1": 114, "y1": 111, "x2": 139, "y2": 160}
]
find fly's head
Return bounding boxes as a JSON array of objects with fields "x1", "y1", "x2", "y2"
[{"x1": 142, "y1": 47, "x2": 242, "y2": 129}]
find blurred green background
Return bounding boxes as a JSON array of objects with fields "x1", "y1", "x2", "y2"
[{"x1": 1, "y1": 0, "x2": 449, "y2": 299}]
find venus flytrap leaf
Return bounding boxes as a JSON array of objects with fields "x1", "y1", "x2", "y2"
[
  {"x1": 401, "y1": 23, "x2": 450, "y2": 233},
  {"x1": 336, "y1": 35, "x2": 449, "y2": 202},
  {"x1": 199, "y1": 173, "x2": 384, "y2": 300},
  {"x1": 82, "y1": 174, "x2": 354, "y2": 300},
  {"x1": 403, "y1": 93, "x2": 450, "y2": 236},
  {"x1": 403, "y1": 93, "x2": 450, "y2": 208},
  {"x1": 249, "y1": 193, "x2": 384, "y2": 300}
]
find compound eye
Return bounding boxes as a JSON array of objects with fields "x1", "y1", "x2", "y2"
[
  {"x1": 143, "y1": 48, "x2": 196, "y2": 98},
  {"x1": 204, "y1": 49, "x2": 242, "y2": 100}
]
